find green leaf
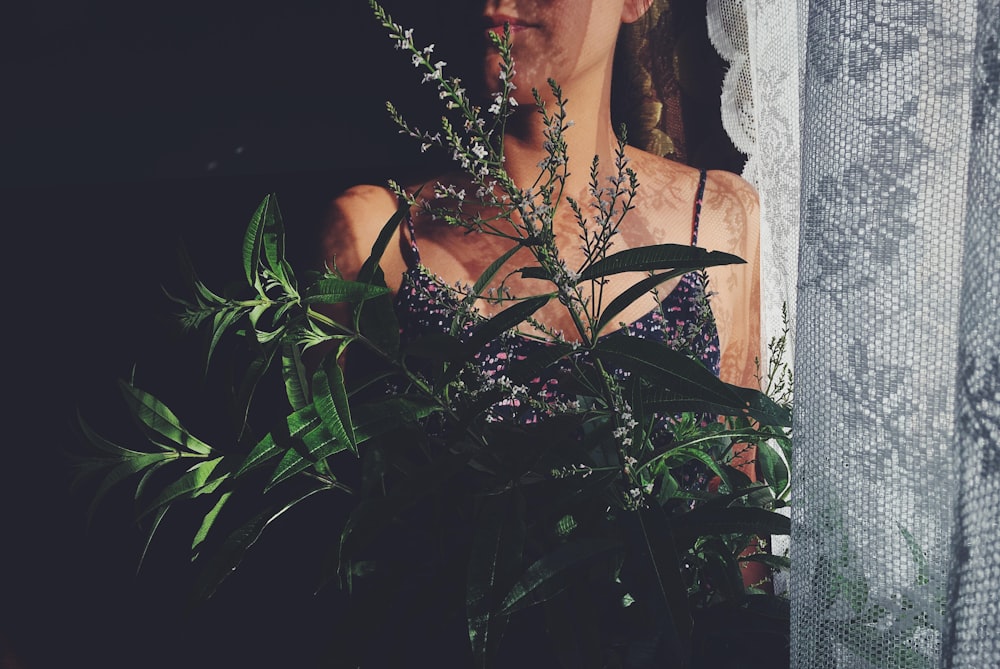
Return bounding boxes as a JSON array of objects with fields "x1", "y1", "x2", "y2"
[
  {"x1": 727, "y1": 384, "x2": 793, "y2": 428},
  {"x1": 137, "y1": 457, "x2": 225, "y2": 520},
  {"x1": 76, "y1": 412, "x2": 148, "y2": 458},
  {"x1": 628, "y1": 373, "x2": 650, "y2": 451},
  {"x1": 134, "y1": 458, "x2": 175, "y2": 502},
  {"x1": 437, "y1": 295, "x2": 551, "y2": 390},
  {"x1": 235, "y1": 405, "x2": 322, "y2": 477},
  {"x1": 351, "y1": 205, "x2": 404, "y2": 355},
  {"x1": 595, "y1": 336, "x2": 742, "y2": 408},
  {"x1": 303, "y1": 278, "x2": 391, "y2": 304},
  {"x1": 137, "y1": 504, "x2": 170, "y2": 574},
  {"x1": 356, "y1": 268, "x2": 400, "y2": 358},
  {"x1": 191, "y1": 491, "x2": 233, "y2": 556},
  {"x1": 660, "y1": 445, "x2": 734, "y2": 492},
  {"x1": 86, "y1": 452, "x2": 177, "y2": 523},
  {"x1": 312, "y1": 354, "x2": 356, "y2": 454},
  {"x1": 465, "y1": 295, "x2": 552, "y2": 351},
  {"x1": 899, "y1": 524, "x2": 930, "y2": 586},
  {"x1": 467, "y1": 490, "x2": 526, "y2": 667},
  {"x1": 700, "y1": 537, "x2": 746, "y2": 603},
  {"x1": 190, "y1": 487, "x2": 325, "y2": 602},
  {"x1": 500, "y1": 531, "x2": 621, "y2": 614},
  {"x1": 119, "y1": 381, "x2": 213, "y2": 455},
  {"x1": 260, "y1": 196, "x2": 297, "y2": 294},
  {"x1": 471, "y1": 242, "x2": 522, "y2": 298},
  {"x1": 357, "y1": 202, "x2": 408, "y2": 286},
  {"x1": 241, "y1": 194, "x2": 297, "y2": 296},
  {"x1": 640, "y1": 389, "x2": 792, "y2": 429},
  {"x1": 191, "y1": 279, "x2": 225, "y2": 309},
  {"x1": 351, "y1": 396, "x2": 442, "y2": 432},
  {"x1": 263, "y1": 396, "x2": 439, "y2": 490},
  {"x1": 594, "y1": 269, "x2": 690, "y2": 334},
  {"x1": 233, "y1": 340, "x2": 282, "y2": 443},
  {"x1": 757, "y1": 439, "x2": 790, "y2": 498},
  {"x1": 578, "y1": 244, "x2": 743, "y2": 282},
  {"x1": 695, "y1": 482, "x2": 772, "y2": 512},
  {"x1": 265, "y1": 423, "x2": 346, "y2": 491},
  {"x1": 206, "y1": 307, "x2": 246, "y2": 370},
  {"x1": 243, "y1": 196, "x2": 272, "y2": 294},
  {"x1": 596, "y1": 337, "x2": 791, "y2": 426},
  {"x1": 281, "y1": 342, "x2": 310, "y2": 411}
]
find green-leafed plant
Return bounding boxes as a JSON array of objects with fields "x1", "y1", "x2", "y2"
[{"x1": 73, "y1": 2, "x2": 793, "y2": 667}]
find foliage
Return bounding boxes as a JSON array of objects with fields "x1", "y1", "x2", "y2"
[
  {"x1": 805, "y1": 506, "x2": 942, "y2": 669},
  {"x1": 74, "y1": 3, "x2": 793, "y2": 667}
]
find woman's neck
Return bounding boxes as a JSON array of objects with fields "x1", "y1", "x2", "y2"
[{"x1": 498, "y1": 74, "x2": 623, "y2": 200}]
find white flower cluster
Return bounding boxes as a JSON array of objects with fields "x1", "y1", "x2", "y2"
[
  {"x1": 622, "y1": 482, "x2": 655, "y2": 509},
  {"x1": 374, "y1": 0, "x2": 520, "y2": 200},
  {"x1": 551, "y1": 463, "x2": 594, "y2": 479},
  {"x1": 612, "y1": 406, "x2": 640, "y2": 450},
  {"x1": 576, "y1": 135, "x2": 638, "y2": 269}
]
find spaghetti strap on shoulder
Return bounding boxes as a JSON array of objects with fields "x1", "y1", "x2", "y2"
[
  {"x1": 399, "y1": 207, "x2": 422, "y2": 267},
  {"x1": 691, "y1": 169, "x2": 708, "y2": 246}
]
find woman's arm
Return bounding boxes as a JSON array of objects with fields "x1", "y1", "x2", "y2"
[
  {"x1": 699, "y1": 170, "x2": 762, "y2": 392},
  {"x1": 304, "y1": 184, "x2": 405, "y2": 373},
  {"x1": 698, "y1": 171, "x2": 770, "y2": 592}
]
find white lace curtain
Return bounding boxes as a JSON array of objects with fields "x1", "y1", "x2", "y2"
[{"x1": 707, "y1": 0, "x2": 1000, "y2": 666}]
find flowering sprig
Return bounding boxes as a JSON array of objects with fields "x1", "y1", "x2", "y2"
[{"x1": 371, "y1": 0, "x2": 652, "y2": 350}]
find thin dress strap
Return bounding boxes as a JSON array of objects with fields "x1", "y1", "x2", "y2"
[
  {"x1": 691, "y1": 168, "x2": 708, "y2": 245},
  {"x1": 400, "y1": 209, "x2": 421, "y2": 266}
]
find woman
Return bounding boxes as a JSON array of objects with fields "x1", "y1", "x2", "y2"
[
  {"x1": 320, "y1": 0, "x2": 766, "y2": 658},
  {"x1": 323, "y1": 0, "x2": 760, "y2": 387}
]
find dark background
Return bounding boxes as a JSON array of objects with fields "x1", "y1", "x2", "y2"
[{"x1": 2, "y1": 2, "x2": 736, "y2": 667}]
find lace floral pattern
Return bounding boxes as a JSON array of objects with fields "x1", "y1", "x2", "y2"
[
  {"x1": 789, "y1": 0, "x2": 983, "y2": 666},
  {"x1": 706, "y1": 0, "x2": 801, "y2": 388},
  {"x1": 943, "y1": 1, "x2": 1000, "y2": 663}
]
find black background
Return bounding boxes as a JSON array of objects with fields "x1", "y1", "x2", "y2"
[{"x1": 2, "y1": 2, "x2": 734, "y2": 667}]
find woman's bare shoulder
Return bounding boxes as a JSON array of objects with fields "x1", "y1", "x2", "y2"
[
  {"x1": 623, "y1": 149, "x2": 758, "y2": 247},
  {"x1": 700, "y1": 169, "x2": 760, "y2": 257},
  {"x1": 321, "y1": 183, "x2": 402, "y2": 280},
  {"x1": 704, "y1": 169, "x2": 760, "y2": 215}
]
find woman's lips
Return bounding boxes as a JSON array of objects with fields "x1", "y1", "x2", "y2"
[{"x1": 483, "y1": 15, "x2": 533, "y2": 39}]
